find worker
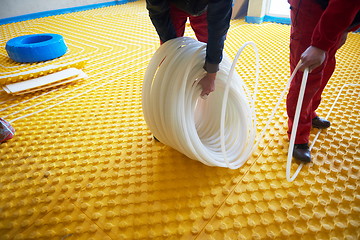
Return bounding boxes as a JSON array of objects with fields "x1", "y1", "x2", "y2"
[
  {"x1": 287, "y1": 0, "x2": 360, "y2": 162},
  {"x1": 146, "y1": 0, "x2": 232, "y2": 98}
]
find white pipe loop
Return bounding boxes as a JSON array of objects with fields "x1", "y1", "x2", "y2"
[
  {"x1": 285, "y1": 69, "x2": 360, "y2": 182},
  {"x1": 286, "y1": 66, "x2": 309, "y2": 182},
  {"x1": 142, "y1": 37, "x2": 259, "y2": 169}
]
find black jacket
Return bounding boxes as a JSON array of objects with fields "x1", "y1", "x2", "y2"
[
  {"x1": 170, "y1": 0, "x2": 208, "y2": 16},
  {"x1": 146, "y1": 0, "x2": 232, "y2": 73}
]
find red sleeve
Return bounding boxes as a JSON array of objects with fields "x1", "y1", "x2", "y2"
[{"x1": 311, "y1": 0, "x2": 360, "y2": 51}]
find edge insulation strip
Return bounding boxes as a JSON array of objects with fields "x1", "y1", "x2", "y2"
[
  {"x1": 246, "y1": 15, "x2": 359, "y2": 33},
  {"x1": 245, "y1": 15, "x2": 290, "y2": 25},
  {"x1": 0, "y1": 0, "x2": 138, "y2": 25}
]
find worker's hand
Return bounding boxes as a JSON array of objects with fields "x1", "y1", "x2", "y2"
[
  {"x1": 299, "y1": 46, "x2": 326, "y2": 72},
  {"x1": 198, "y1": 72, "x2": 216, "y2": 99},
  {"x1": 338, "y1": 32, "x2": 348, "y2": 49}
]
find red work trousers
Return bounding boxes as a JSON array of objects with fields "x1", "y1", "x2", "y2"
[
  {"x1": 169, "y1": 5, "x2": 208, "y2": 43},
  {"x1": 287, "y1": 0, "x2": 341, "y2": 144}
]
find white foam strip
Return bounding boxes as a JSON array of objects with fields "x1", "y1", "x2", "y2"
[
  {"x1": 3, "y1": 68, "x2": 83, "y2": 93},
  {"x1": 0, "y1": 59, "x2": 87, "y2": 80},
  {"x1": 13, "y1": 71, "x2": 88, "y2": 95}
]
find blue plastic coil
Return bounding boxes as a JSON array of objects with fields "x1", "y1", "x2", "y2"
[{"x1": 5, "y1": 33, "x2": 68, "y2": 63}]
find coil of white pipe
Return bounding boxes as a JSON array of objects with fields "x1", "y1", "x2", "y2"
[{"x1": 142, "y1": 37, "x2": 259, "y2": 169}]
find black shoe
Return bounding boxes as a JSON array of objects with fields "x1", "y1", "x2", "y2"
[
  {"x1": 312, "y1": 116, "x2": 330, "y2": 129},
  {"x1": 293, "y1": 144, "x2": 311, "y2": 163}
]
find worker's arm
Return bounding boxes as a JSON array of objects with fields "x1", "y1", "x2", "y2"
[
  {"x1": 199, "y1": 0, "x2": 232, "y2": 97},
  {"x1": 299, "y1": 0, "x2": 360, "y2": 71}
]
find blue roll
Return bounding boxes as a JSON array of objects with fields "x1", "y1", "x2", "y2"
[{"x1": 5, "y1": 33, "x2": 68, "y2": 63}]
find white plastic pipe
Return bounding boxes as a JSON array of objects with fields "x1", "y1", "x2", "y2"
[
  {"x1": 142, "y1": 37, "x2": 260, "y2": 168},
  {"x1": 286, "y1": 67, "x2": 309, "y2": 182},
  {"x1": 220, "y1": 42, "x2": 260, "y2": 168},
  {"x1": 286, "y1": 72, "x2": 359, "y2": 182},
  {"x1": 142, "y1": 37, "x2": 354, "y2": 182}
]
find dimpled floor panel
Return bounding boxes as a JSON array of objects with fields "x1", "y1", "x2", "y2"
[{"x1": 0, "y1": 1, "x2": 359, "y2": 239}]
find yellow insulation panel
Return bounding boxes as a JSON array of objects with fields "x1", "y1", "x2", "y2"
[{"x1": 0, "y1": 1, "x2": 359, "y2": 239}]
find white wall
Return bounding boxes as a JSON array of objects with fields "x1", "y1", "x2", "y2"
[
  {"x1": 267, "y1": 0, "x2": 290, "y2": 17},
  {"x1": 0, "y1": 0, "x2": 117, "y2": 19},
  {"x1": 247, "y1": 0, "x2": 290, "y2": 19},
  {"x1": 247, "y1": 0, "x2": 268, "y2": 19}
]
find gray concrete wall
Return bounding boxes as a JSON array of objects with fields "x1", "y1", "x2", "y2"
[{"x1": 0, "y1": 0, "x2": 117, "y2": 19}]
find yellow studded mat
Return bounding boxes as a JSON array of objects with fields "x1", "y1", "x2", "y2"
[{"x1": 0, "y1": 1, "x2": 359, "y2": 239}]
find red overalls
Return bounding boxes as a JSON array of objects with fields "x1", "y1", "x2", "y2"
[
  {"x1": 169, "y1": 5, "x2": 208, "y2": 43},
  {"x1": 287, "y1": 0, "x2": 342, "y2": 144}
]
